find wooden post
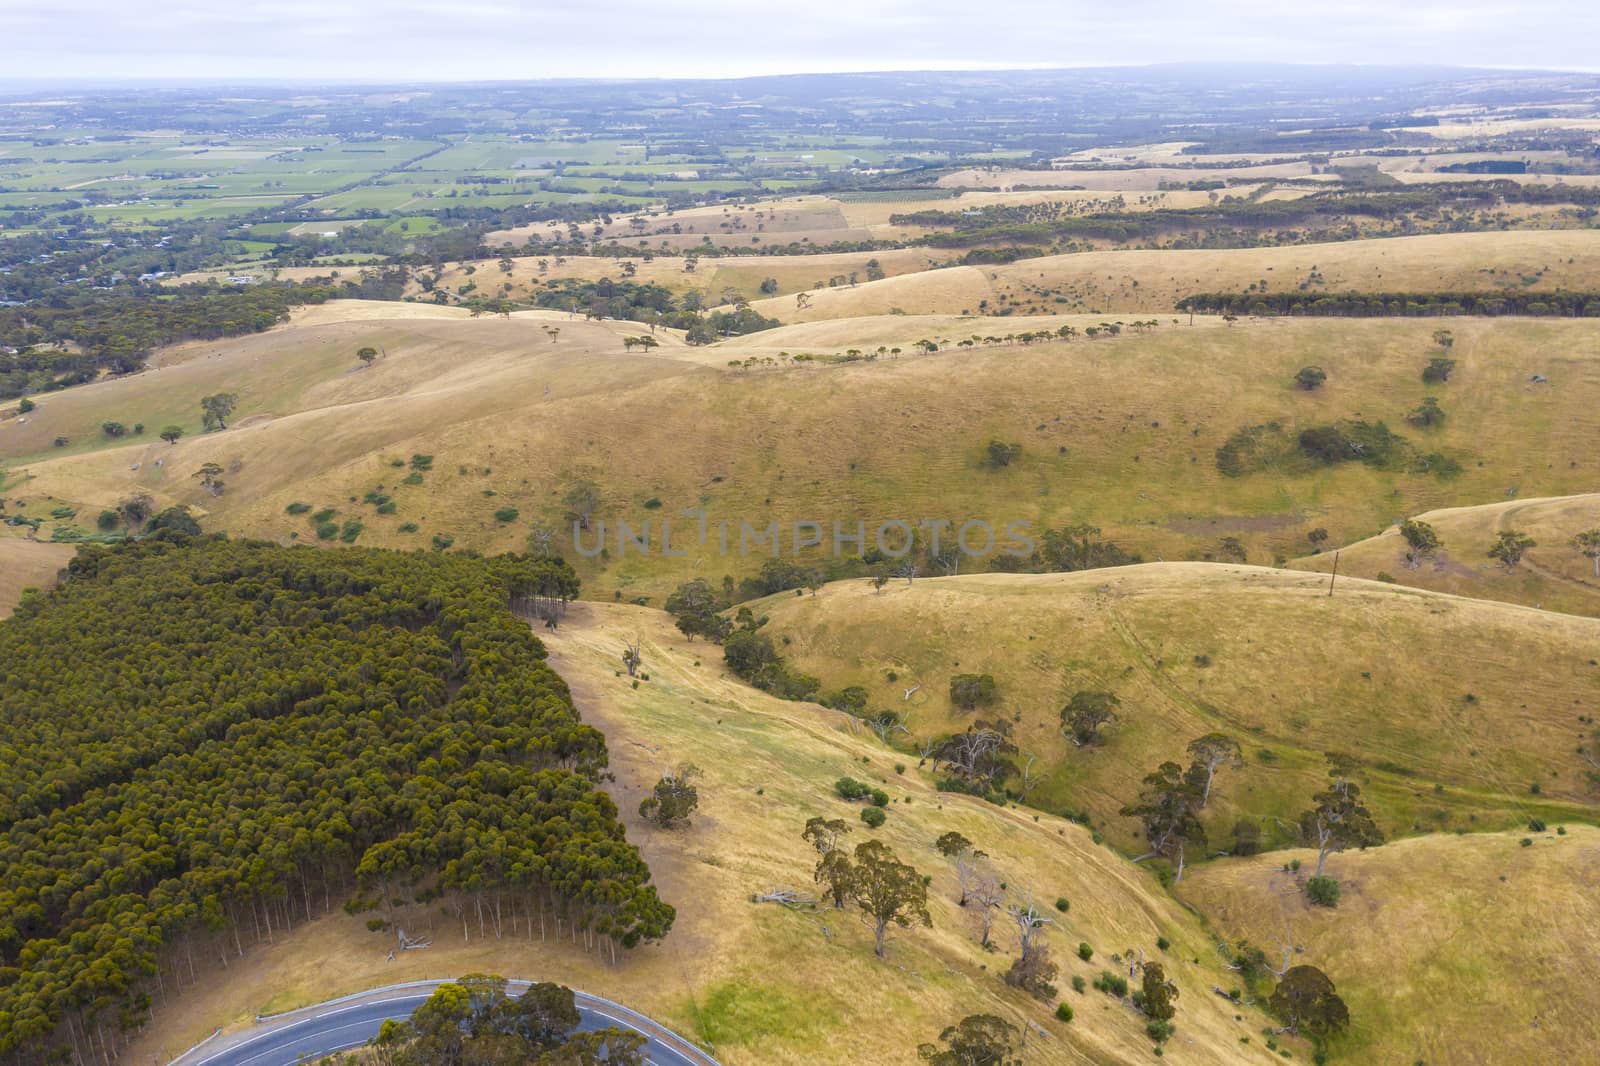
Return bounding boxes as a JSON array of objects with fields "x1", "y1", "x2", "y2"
[{"x1": 1328, "y1": 551, "x2": 1340, "y2": 597}]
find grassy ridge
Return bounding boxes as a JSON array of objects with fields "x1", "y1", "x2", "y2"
[{"x1": 759, "y1": 567, "x2": 1600, "y2": 850}]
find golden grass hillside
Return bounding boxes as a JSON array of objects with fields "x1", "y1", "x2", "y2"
[
  {"x1": 124, "y1": 600, "x2": 1290, "y2": 1066},
  {"x1": 1179, "y1": 825, "x2": 1600, "y2": 1065},
  {"x1": 1292, "y1": 494, "x2": 1600, "y2": 617},
  {"x1": 748, "y1": 230, "x2": 1600, "y2": 320},
  {"x1": 4, "y1": 312, "x2": 1598, "y2": 602},
  {"x1": 0, "y1": 538, "x2": 74, "y2": 618},
  {"x1": 758, "y1": 567, "x2": 1600, "y2": 849}
]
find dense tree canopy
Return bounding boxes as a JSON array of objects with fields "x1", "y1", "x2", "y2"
[{"x1": 0, "y1": 537, "x2": 670, "y2": 1063}]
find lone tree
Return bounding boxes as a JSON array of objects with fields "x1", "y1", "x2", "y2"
[
  {"x1": 664, "y1": 578, "x2": 728, "y2": 641},
  {"x1": 1141, "y1": 960, "x2": 1179, "y2": 1023},
  {"x1": 1573, "y1": 529, "x2": 1600, "y2": 578},
  {"x1": 1185, "y1": 733, "x2": 1243, "y2": 807},
  {"x1": 934, "y1": 831, "x2": 986, "y2": 907},
  {"x1": 199, "y1": 392, "x2": 238, "y2": 431},
  {"x1": 917, "y1": 1015, "x2": 1021, "y2": 1066},
  {"x1": 1269, "y1": 966, "x2": 1350, "y2": 1039},
  {"x1": 803, "y1": 816, "x2": 852, "y2": 856},
  {"x1": 621, "y1": 636, "x2": 643, "y2": 678},
  {"x1": 1399, "y1": 518, "x2": 1442, "y2": 570},
  {"x1": 849, "y1": 840, "x2": 931, "y2": 957},
  {"x1": 1003, "y1": 901, "x2": 1058, "y2": 999},
  {"x1": 1294, "y1": 365, "x2": 1327, "y2": 391},
  {"x1": 563, "y1": 479, "x2": 601, "y2": 530},
  {"x1": 1062, "y1": 690, "x2": 1120, "y2": 746},
  {"x1": 357, "y1": 346, "x2": 379, "y2": 367},
  {"x1": 949, "y1": 673, "x2": 997, "y2": 711},
  {"x1": 192, "y1": 462, "x2": 225, "y2": 496},
  {"x1": 1489, "y1": 529, "x2": 1536, "y2": 569},
  {"x1": 159, "y1": 425, "x2": 184, "y2": 444},
  {"x1": 1122, "y1": 761, "x2": 1206, "y2": 881},
  {"x1": 1298, "y1": 761, "x2": 1382, "y2": 877},
  {"x1": 638, "y1": 764, "x2": 701, "y2": 829}
]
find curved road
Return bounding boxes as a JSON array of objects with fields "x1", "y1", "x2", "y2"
[{"x1": 172, "y1": 981, "x2": 714, "y2": 1066}]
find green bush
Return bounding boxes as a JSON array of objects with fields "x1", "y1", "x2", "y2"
[
  {"x1": 315, "y1": 521, "x2": 339, "y2": 540},
  {"x1": 410, "y1": 453, "x2": 434, "y2": 470},
  {"x1": 398, "y1": 522, "x2": 419, "y2": 533},
  {"x1": 1093, "y1": 971, "x2": 1128, "y2": 997},
  {"x1": 311, "y1": 508, "x2": 337, "y2": 524},
  {"x1": 1054, "y1": 1002, "x2": 1073, "y2": 1023},
  {"x1": 339, "y1": 521, "x2": 364, "y2": 544},
  {"x1": 494, "y1": 506, "x2": 520, "y2": 523},
  {"x1": 1071, "y1": 975, "x2": 1086, "y2": 993},
  {"x1": 835, "y1": 777, "x2": 871, "y2": 801},
  {"x1": 869, "y1": 789, "x2": 890, "y2": 807},
  {"x1": 285, "y1": 502, "x2": 312, "y2": 515},
  {"x1": 1078, "y1": 942, "x2": 1093, "y2": 961},
  {"x1": 431, "y1": 534, "x2": 454, "y2": 551},
  {"x1": 377, "y1": 502, "x2": 398, "y2": 515},
  {"x1": 860, "y1": 806, "x2": 886, "y2": 829},
  {"x1": 403, "y1": 471, "x2": 424, "y2": 485},
  {"x1": 1305, "y1": 876, "x2": 1341, "y2": 907},
  {"x1": 1055, "y1": 897, "x2": 1070, "y2": 913},
  {"x1": 96, "y1": 510, "x2": 120, "y2": 531}
]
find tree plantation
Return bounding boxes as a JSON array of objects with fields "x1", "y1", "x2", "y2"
[{"x1": 0, "y1": 537, "x2": 671, "y2": 1065}]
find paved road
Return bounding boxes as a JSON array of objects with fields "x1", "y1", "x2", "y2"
[{"x1": 175, "y1": 981, "x2": 711, "y2": 1066}]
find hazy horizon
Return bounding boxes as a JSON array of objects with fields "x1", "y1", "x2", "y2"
[{"x1": 3, "y1": 2, "x2": 1597, "y2": 83}]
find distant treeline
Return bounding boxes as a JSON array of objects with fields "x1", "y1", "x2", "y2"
[
  {"x1": 0, "y1": 274, "x2": 405, "y2": 400},
  {"x1": 1176, "y1": 290, "x2": 1600, "y2": 317},
  {"x1": 529, "y1": 277, "x2": 780, "y2": 343},
  {"x1": 891, "y1": 181, "x2": 1600, "y2": 249}
]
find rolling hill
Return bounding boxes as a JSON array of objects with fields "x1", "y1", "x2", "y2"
[{"x1": 757, "y1": 566, "x2": 1600, "y2": 849}]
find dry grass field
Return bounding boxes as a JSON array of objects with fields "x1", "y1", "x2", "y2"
[
  {"x1": 1292, "y1": 494, "x2": 1600, "y2": 617},
  {"x1": 759, "y1": 567, "x2": 1600, "y2": 848},
  {"x1": 1180, "y1": 825, "x2": 1600, "y2": 1065},
  {"x1": 122, "y1": 600, "x2": 1293, "y2": 1066},
  {"x1": 0, "y1": 538, "x2": 75, "y2": 618},
  {"x1": 749, "y1": 230, "x2": 1600, "y2": 320},
  {"x1": 4, "y1": 308, "x2": 1598, "y2": 606}
]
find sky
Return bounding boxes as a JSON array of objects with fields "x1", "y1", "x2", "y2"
[{"x1": 2, "y1": 1, "x2": 1596, "y2": 82}]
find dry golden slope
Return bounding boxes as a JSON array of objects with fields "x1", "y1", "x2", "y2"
[
  {"x1": 126, "y1": 600, "x2": 1288, "y2": 1066},
  {"x1": 5, "y1": 312, "x2": 1600, "y2": 604},
  {"x1": 1291, "y1": 493, "x2": 1600, "y2": 618},
  {"x1": 1180, "y1": 825, "x2": 1600, "y2": 1066},
  {"x1": 0, "y1": 538, "x2": 75, "y2": 618},
  {"x1": 759, "y1": 566, "x2": 1600, "y2": 847},
  {"x1": 748, "y1": 230, "x2": 1600, "y2": 321}
]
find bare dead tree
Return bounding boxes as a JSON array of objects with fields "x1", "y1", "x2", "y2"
[{"x1": 621, "y1": 636, "x2": 643, "y2": 678}]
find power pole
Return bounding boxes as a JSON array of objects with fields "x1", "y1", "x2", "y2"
[{"x1": 1327, "y1": 550, "x2": 1340, "y2": 597}]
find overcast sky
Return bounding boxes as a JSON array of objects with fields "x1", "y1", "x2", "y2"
[{"x1": 2, "y1": 1, "x2": 1596, "y2": 82}]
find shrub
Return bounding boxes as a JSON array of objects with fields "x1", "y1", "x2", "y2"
[
  {"x1": 311, "y1": 508, "x2": 337, "y2": 524},
  {"x1": 431, "y1": 534, "x2": 454, "y2": 551},
  {"x1": 1294, "y1": 365, "x2": 1327, "y2": 391},
  {"x1": 101, "y1": 421, "x2": 126, "y2": 438},
  {"x1": 398, "y1": 522, "x2": 419, "y2": 533},
  {"x1": 366, "y1": 918, "x2": 388, "y2": 932},
  {"x1": 1055, "y1": 897, "x2": 1070, "y2": 913},
  {"x1": 339, "y1": 520, "x2": 364, "y2": 543},
  {"x1": 1146, "y1": 1019, "x2": 1175, "y2": 1043},
  {"x1": 1305, "y1": 876, "x2": 1341, "y2": 907},
  {"x1": 1071, "y1": 975, "x2": 1087, "y2": 993},
  {"x1": 869, "y1": 789, "x2": 890, "y2": 807},
  {"x1": 1093, "y1": 971, "x2": 1128, "y2": 997},
  {"x1": 835, "y1": 776, "x2": 871, "y2": 801},
  {"x1": 403, "y1": 471, "x2": 424, "y2": 485},
  {"x1": 315, "y1": 521, "x2": 338, "y2": 540},
  {"x1": 1054, "y1": 1002, "x2": 1073, "y2": 1023},
  {"x1": 493, "y1": 506, "x2": 520, "y2": 523},
  {"x1": 410, "y1": 453, "x2": 434, "y2": 470},
  {"x1": 1078, "y1": 942, "x2": 1093, "y2": 961},
  {"x1": 285, "y1": 502, "x2": 312, "y2": 515},
  {"x1": 949, "y1": 672, "x2": 997, "y2": 710},
  {"x1": 377, "y1": 501, "x2": 398, "y2": 515},
  {"x1": 1156, "y1": 936, "x2": 1170, "y2": 951},
  {"x1": 96, "y1": 510, "x2": 120, "y2": 531},
  {"x1": 17, "y1": 397, "x2": 34, "y2": 413},
  {"x1": 1528, "y1": 818, "x2": 1546, "y2": 832},
  {"x1": 860, "y1": 806, "x2": 886, "y2": 829}
]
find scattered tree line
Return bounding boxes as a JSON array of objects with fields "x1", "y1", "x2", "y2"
[{"x1": 1179, "y1": 290, "x2": 1600, "y2": 318}]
